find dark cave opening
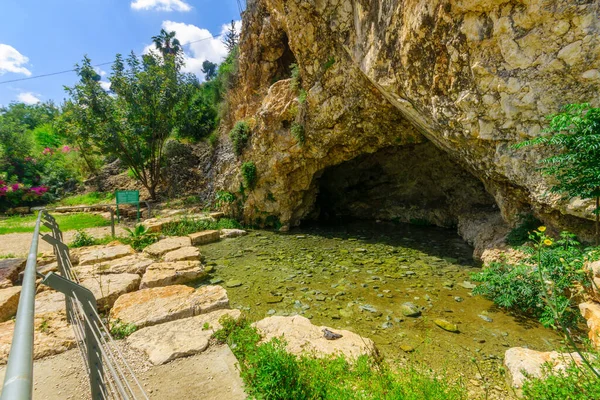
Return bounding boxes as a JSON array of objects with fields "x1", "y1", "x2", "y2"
[
  {"x1": 271, "y1": 33, "x2": 297, "y2": 83},
  {"x1": 310, "y1": 143, "x2": 497, "y2": 227}
]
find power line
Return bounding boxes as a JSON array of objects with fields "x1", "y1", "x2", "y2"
[{"x1": 0, "y1": 33, "x2": 222, "y2": 86}]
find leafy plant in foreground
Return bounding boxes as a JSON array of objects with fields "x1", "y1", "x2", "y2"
[
  {"x1": 123, "y1": 224, "x2": 158, "y2": 251},
  {"x1": 109, "y1": 319, "x2": 137, "y2": 339}
]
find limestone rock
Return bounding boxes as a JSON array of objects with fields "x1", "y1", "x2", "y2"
[
  {"x1": 579, "y1": 301, "x2": 600, "y2": 348},
  {"x1": 127, "y1": 309, "x2": 241, "y2": 365},
  {"x1": 253, "y1": 315, "x2": 375, "y2": 359},
  {"x1": 0, "y1": 287, "x2": 21, "y2": 322},
  {"x1": 81, "y1": 273, "x2": 141, "y2": 310},
  {"x1": 74, "y1": 254, "x2": 154, "y2": 279},
  {"x1": 0, "y1": 258, "x2": 25, "y2": 288},
  {"x1": 220, "y1": 229, "x2": 247, "y2": 239},
  {"x1": 163, "y1": 246, "x2": 201, "y2": 262},
  {"x1": 140, "y1": 261, "x2": 206, "y2": 289},
  {"x1": 143, "y1": 216, "x2": 177, "y2": 233},
  {"x1": 143, "y1": 237, "x2": 191, "y2": 257},
  {"x1": 110, "y1": 285, "x2": 229, "y2": 328},
  {"x1": 189, "y1": 231, "x2": 220, "y2": 246},
  {"x1": 75, "y1": 244, "x2": 134, "y2": 266},
  {"x1": 35, "y1": 290, "x2": 66, "y2": 315},
  {"x1": 504, "y1": 347, "x2": 585, "y2": 388},
  {"x1": 0, "y1": 312, "x2": 75, "y2": 364}
]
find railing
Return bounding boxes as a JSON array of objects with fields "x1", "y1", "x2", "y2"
[{"x1": 1, "y1": 211, "x2": 149, "y2": 399}]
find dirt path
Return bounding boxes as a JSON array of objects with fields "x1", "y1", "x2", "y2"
[
  {"x1": 0, "y1": 227, "x2": 128, "y2": 257},
  {"x1": 0, "y1": 344, "x2": 246, "y2": 399}
]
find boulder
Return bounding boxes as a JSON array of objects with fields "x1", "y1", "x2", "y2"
[
  {"x1": 127, "y1": 309, "x2": 241, "y2": 365},
  {"x1": 588, "y1": 260, "x2": 600, "y2": 278},
  {"x1": 220, "y1": 229, "x2": 247, "y2": 239},
  {"x1": 75, "y1": 244, "x2": 134, "y2": 266},
  {"x1": 143, "y1": 237, "x2": 191, "y2": 257},
  {"x1": 163, "y1": 247, "x2": 201, "y2": 262},
  {"x1": 189, "y1": 231, "x2": 220, "y2": 246},
  {"x1": 74, "y1": 254, "x2": 154, "y2": 279},
  {"x1": 0, "y1": 258, "x2": 25, "y2": 288},
  {"x1": 579, "y1": 302, "x2": 600, "y2": 348},
  {"x1": 210, "y1": 212, "x2": 225, "y2": 219},
  {"x1": 35, "y1": 290, "x2": 66, "y2": 315},
  {"x1": 110, "y1": 285, "x2": 229, "y2": 328},
  {"x1": 81, "y1": 273, "x2": 141, "y2": 311},
  {"x1": 0, "y1": 312, "x2": 75, "y2": 364},
  {"x1": 140, "y1": 261, "x2": 206, "y2": 289},
  {"x1": 504, "y1": 347, "x2": 586, "y2": 388},
  {"x1": 253, "y1": 315, "x2": 375, "y2": 359},
  {"x1": 0, "y1": 287, "x2": 21, "y2": 322}
]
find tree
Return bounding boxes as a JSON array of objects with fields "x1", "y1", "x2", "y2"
[
  {"x1": 64, "y1": 43, "x2": 192, "y2": 200},
  {"x1": 515, "y1": 103, "x2": 600, "y2": 241},
  {"x1": 201, "y1": 60, "x2": 218, "y2": 81},
  {"x1": 151, "y1": 29, "x2": 182, "y2": 57},
  {"x1": 222, "y1": 20, "x2": 239, "y2": 53}
]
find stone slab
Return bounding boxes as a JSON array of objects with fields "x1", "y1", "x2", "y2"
[
  {"x1": 140, "y1": 261, "x2": 206, "y2": 289},
  {"x1": 74, "y1": 254, "x2": 154, "y2": 279},
  {"x1": 35, "y1": 290, "x2": 66, "y2": 315},
  {"x1": 189, "y1": 230, "x2": 220, "y2": 246},
  {"x1": 254, "y1": 315, "x2": 375, "y2": 359},
  {"x1": 143, "y1": 237, "x2": 191, "y2": 257},
  {"x1": 0, "y1": 258, "x2": 25, "y2": 288},
  {"x1": 127, "y1": 309, "x2": 241, "y2": 365},
  {"x1": 0, "y1": 286, "x2": 21, "y2": 322},
  {"x1": 110, "y1": 285, "x2": 229, "y2": 329},
  {"x1": 163, "y1": 246, "x2": 201, "y2": 262},
  {"x1": 81, "y1": 273, "x2": 141, "y2": 311},
  {"x1": 75, "y1": 244, "x2": 134, "y2": 266},
  {"x1": 220, "y1": 229, "x2": 247, "y2": 239}
]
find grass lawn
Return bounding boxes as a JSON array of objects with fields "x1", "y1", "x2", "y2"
[
  {"x1": 55, "y1": 191, "x2": 115, "y2": 207},
  {"x1": 0, "y1": 213, "x2": 110, "y2": 235}
]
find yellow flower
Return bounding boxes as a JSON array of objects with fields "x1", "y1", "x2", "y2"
[
  {"x1": 538, "y1": 226, "x2": 547, "y2": 232},
  {"x1": 543, "y1": 239, "x2": 553, "y2": 246}
]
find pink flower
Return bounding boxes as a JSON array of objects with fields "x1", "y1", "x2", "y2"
[
  {"x1": 0, "y1": 186, "x2": 7, "y2": 197},
  {"x1": 42, "y1": 147, "x2": 52, "y2": 155},
  {"x1": 62, "y1": 145, "x2": 71, "y2": 153},
  {"x1": 11, "y1": 183, "x2": 20, "y2": 191},
  {"x1": 29, "y1": 186, "x2": 48, "y2": 196}
]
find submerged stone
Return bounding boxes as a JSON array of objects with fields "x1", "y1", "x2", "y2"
[
  {"x1": 434, "y1": 319, "x2": 459, "y2": 333},
  {"x1": 400, "y1": 302, "x2": 421, "y2": 317}
]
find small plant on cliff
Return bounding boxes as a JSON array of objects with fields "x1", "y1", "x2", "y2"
[
  {"x1": 110, "y1": 319, "x2": 137, "y2": 339},
  {"x1": 290, "y1": 63, "x2": 301, "y2": 91},
  {"x1": 297, "y1": 89, "x2": 307, "y2": 104},
  {"x1": 229, "y1": 121, "x2": 251, "y2": 156},
  {"x1": 323, "y1": 56, "x2": 335, "y2": 72},
  {"x1": 514, "y1": 103, "x2": 600, "y2": 242},
  {"x1": 241, "y1": 161, "x2": 257, "y2": 189},
  {"x1": 291, "y1": 122, "x2": 305, "y2": 145},
  {"x1": 215, "y1": 190, "x2": 236, "y2": 208}
]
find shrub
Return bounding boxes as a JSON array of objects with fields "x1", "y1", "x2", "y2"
[
  {"x1": 229, "y1": 121, "x2": 251, "y2": 156},
  {"x1": 70, "y1": 230, "x2": 96, "y2": 248},
  {"x1": 523, "y1": 361, "x2": 600, "y2": 400},
  {"x1": 506, "y1": 213, "x2": 542, "y2": 246},
  {"x1": 122, "y1": 224, "x2": 158, "y2": 251},
  {"x1": 291, "y1": 122, "x2": 305, "y2": 145},
  {"x1": 109, "y1": 319, "x2": 137, "y2": 339},
  {"x1": 241, "y1": 162, "x2": 257, "y2": 189},
  {"x1": 215, "y1": 190, "x2": 236, "y2": 208},
  {"x1": 161, "y1": 217, "x2": 242, "y2": 236},
  {"x1": 290, "y1": 63, "x2": 301, "y2": 91}
]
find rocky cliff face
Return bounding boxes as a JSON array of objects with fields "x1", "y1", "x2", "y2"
[{"x1": 216, "y1": 0, "x2": 600, "y2": 251}]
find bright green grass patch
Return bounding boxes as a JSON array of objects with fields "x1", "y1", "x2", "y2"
[
  {"x1": 213, "y1": 316, "x2": 466, "y2": 400},
  {"x1": 161, "y1": 217, "x2": 242, "y2": 237},
  {"x1": 56, "y1": 192, "x2": 115, "y2": 207},
  {"x1": 0, "y1": 213, "x2": 110, "y2": 235}
]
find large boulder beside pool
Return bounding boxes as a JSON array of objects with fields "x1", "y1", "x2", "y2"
[
  {"x1": 74, "y1": 254, "x2": 155, "y2": 279},
  {"x1": 253, "y1": 315, "x2": 375, "y2": 360}
]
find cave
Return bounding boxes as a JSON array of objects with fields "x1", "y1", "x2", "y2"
[
  {"x1": 310, "y1": 142, "x2": 497, "y2": 227},
  {"x1": 271, "y1": 33, "x2": 297, "y2": 83}
]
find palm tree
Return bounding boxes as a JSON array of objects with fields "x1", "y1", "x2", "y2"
[{"x1": 151, "y1": 29, "x2": 182, "y2": 57}]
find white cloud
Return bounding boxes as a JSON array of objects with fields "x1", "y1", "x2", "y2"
[
  {"x1": 17, "y1": 92, "x2": 41, "y2": 104},
  {"x1": 131, "y1": 0, "x2": 191, "y2": 12},
  {"x1": 99, "y1": 81, "x2": 111, "y2": 91},
  {"x1": 143, "y1": 20, "x2": 241, "y2": 80},
  {"x1": 95, "y1": 67, "x2": 107, "y2": 77},
  {"x1": 0, "y1": 44, "x2": 31, "y2": 76}
]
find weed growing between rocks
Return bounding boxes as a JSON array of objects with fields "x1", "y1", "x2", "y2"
[
  {"x1": 70, "y1": 230, "x2": 113, "y2": 248},
  {"x1": 109, "y1": 319, "x2": 138, "y2": 339},
  {"x1": 522, "y1": 360, "x2": 600, "y2": 400},
  {"x1": 161, "y1": 217, "x2": 242, "y2": 237},
  {"x1": 241, "y1": 162, "x2": 257, "y2": 189},
  {"x1": 213, "y1": 316, "x2": 466, "y2": 400},
  {"x1": 291, "y1": 122, "x2": 305, "y2": 145}
]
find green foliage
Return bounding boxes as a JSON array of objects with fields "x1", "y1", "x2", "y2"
[
  {"x1": 0, "y1": 213, "x2": 109, "y2": 235},
  {"x1": 241, "y1": 162, "x2": 257, "y2": 189},
  {"x1": 291, "y1": 122, "x2": 305, "y2": 145},
  {"x1": 229, "y1": 121, "x2": 251, "y2": 156},
  {"x1": 201, "y1": 60, "x2": 218, "y2": 81},
  {"x1": 506, "y1": 214, "x2": 542, "y2": 247},
  {"x1": 161, "y1": 217, "x2": 242, "y2": 237},
  {"x1": 57, "y1": 192, "x2": 115, "y2": 206},
  {"x1": 208, "y1": 132, "x2": 219, "y2": 147},
  {"x1": 323, "y1": 56, "x2": 335, "y2": 71},
  {"x1": 523, "y1": 361, "x2": 600, "y2": 400},
  {"x1": 70, "y1": 230, "x2": 97, "y2": 248},
  {"x1": 290, "y1": 63, "x2": 301, "y2": 91},
  {"x1": 515, "y1": 103, "x2": 600, "y2": 220},
  {"x1": 297, "y1": 89, "x2": 307, "y2": 104},
  {"x1": 264, "y1": 215, "x2": 282, "y2": 230},
  {"x1": 109, "y1": 319, "x2": 138, "y2": 339},
  {"x1": 175, "y1": 85, "x2": 218, "y2": 142},
  {"x1": 213, "y1": 315, "x2": 466, "y2": 400},
  {"x1": 123, "y1": 224, "x2": 158, "y2": 251},
  {"x1": 215, "y1": 191, "x2": 236, "y2": 208},
  {"x1": 472, "y1": 228, "x2": 589, "y2": 329}
]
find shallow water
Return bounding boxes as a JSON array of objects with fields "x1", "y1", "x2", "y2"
[{"x1": 200, "y1": 221, "x2": 561, "y2": 398}]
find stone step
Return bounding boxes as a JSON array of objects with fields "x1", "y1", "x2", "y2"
[
  {"x1": 73, "y1": 244, "x2": 135, "y2": 266},
  {"x1": 110, "y1": 285, "x2": 229, "y2": 329},
  {"x1": 81, "y1": 273, "x2": 141, "y2": 311},
  {"x1": 0, "y1": 286, "x2": 21, "y2": 322},
  {"x1": 73, "y1": 254, "x2": 154, "y2": 279},
  {"x1": 143, "y1": 237, "x2": 191, "y2": 257},
  {"x1": 140, "y1": 261, "x2": 206, "y2": 289},
  {"x1": 127, "y1": 309, "x2": 241, "y2": 365}
]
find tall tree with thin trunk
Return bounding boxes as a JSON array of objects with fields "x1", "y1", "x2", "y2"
[
  {"x1": 222, "y1": 20, "x2": 239, "y2": 53},
  {"x1": 515, "y1": 103, "x2": 600, "y2": 243}
]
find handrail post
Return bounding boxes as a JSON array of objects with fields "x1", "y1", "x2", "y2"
[{"x1": 0, "y1": 211, "x2": 42, "y2": 400}]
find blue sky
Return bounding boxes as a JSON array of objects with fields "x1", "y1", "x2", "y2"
[{"x1": 0, "y1": 0, "x2": 242, "y2": 106}]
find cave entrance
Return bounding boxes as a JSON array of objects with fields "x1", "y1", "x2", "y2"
[
  {"x1": 272, "y1": 33, "x2": 297, "y2": 83},
  {"x1": 310, "y1": 143, "x2": 497, "y2": 227}
]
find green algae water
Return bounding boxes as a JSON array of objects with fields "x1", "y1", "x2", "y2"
[{"x1": 200, "y1": 221, "x2": 561, "y2": 398}]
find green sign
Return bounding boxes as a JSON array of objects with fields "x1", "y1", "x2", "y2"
[{"x1": 115, "y1": 190, "x2": 139, "y2": 205}]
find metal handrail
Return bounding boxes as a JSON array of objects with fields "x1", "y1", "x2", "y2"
[{"x1": 1, "y1": 210, "x2": 43, "y2": 399}]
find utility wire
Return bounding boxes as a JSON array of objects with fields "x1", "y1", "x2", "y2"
[{"x1": 0, "y1": 33, "x2": 222, "y2": 86}]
